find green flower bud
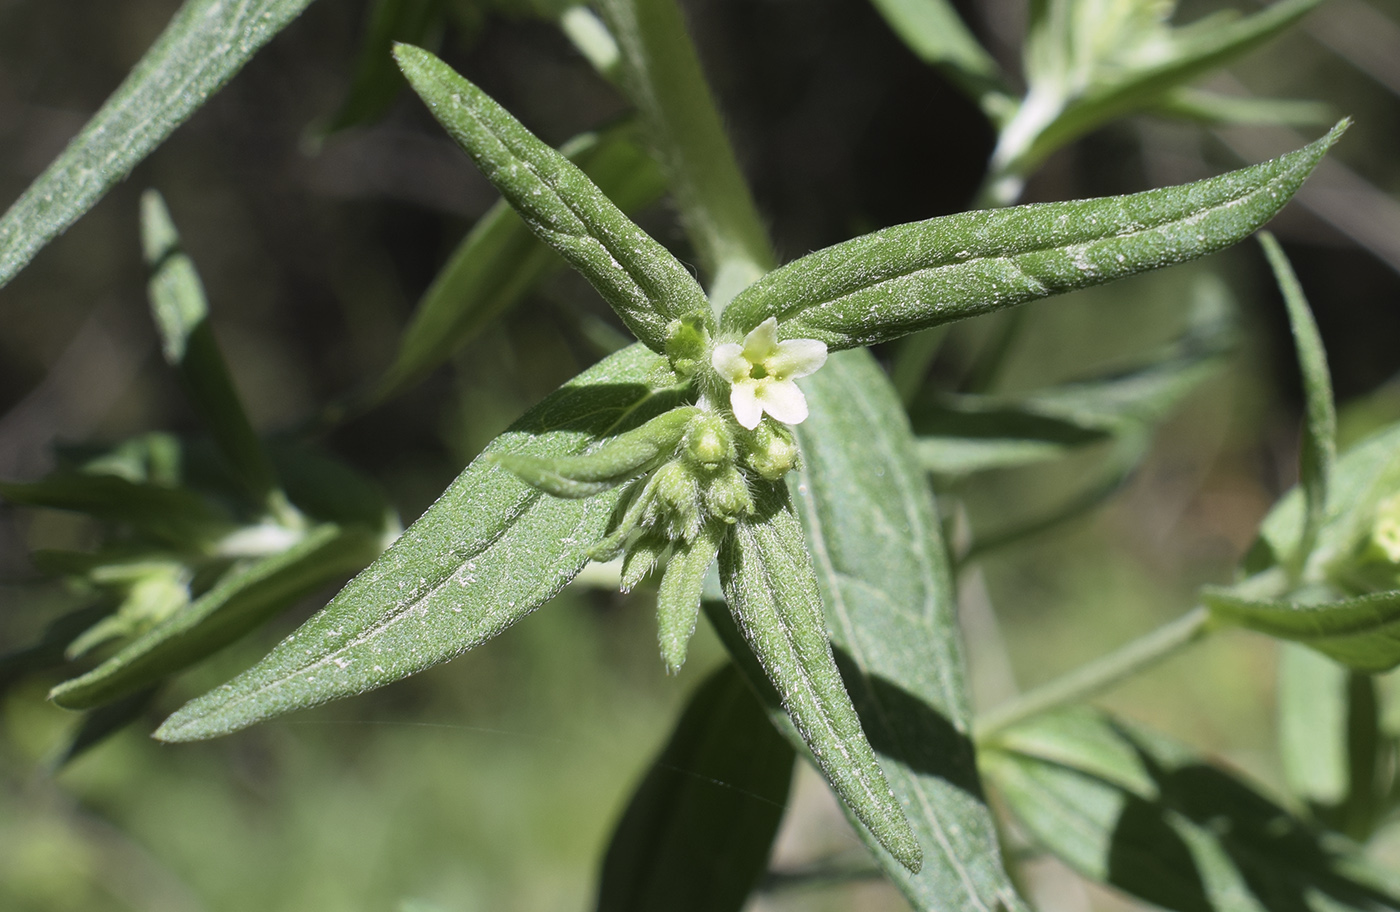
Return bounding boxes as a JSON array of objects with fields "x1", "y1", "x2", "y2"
[
  {"x1": 703, "y1": 464, "x2": 754, "y2": 522},
  {"x1": 682, "y1": 413, "x2": 734, "y2": 470},
  {"x1": 739, "y1": 421, "x2": 800, "y2": 481},
  {"x1": 664, "y1": 312, "x2": 712, "y2": 379},
  {"x1": 1371, "y1": 493, "x2": 1400, "y2": 563},
  {"x1": 647, "y1": 461, "x2": 702, "y2": 541}
]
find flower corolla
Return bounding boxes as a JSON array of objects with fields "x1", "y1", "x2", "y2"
[{"x1": 711, "y1": 317, "x2": 827, "y2": 430}]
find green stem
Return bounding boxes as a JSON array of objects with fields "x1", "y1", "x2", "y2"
[
  {"x1": 974, "y1": 606, "x2": 1212, "y2": 739},
  {"x1": 594, "y1": 0, "x2": 777, "y2": 306}
]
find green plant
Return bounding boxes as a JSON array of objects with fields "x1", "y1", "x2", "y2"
[{"x1": 2, "y1": 0, "x2": 1398, "y2": 909}]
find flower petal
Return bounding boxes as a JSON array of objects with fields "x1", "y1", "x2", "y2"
[
  {"x1": 755, "y1": 379, "x2": 809, "y2": 425},
  {"x1": 740, "y1": 317, "x2": 780, "y2": 363},
  {"x1": 768, "y1": 338, "x2": 828, "y2": 379},
  {"x1": 729, "y1": 382, "x2": 764, "y2": 429},
  {"x1": 711, "y1": 343, "x2": 750, "y2": 383}
]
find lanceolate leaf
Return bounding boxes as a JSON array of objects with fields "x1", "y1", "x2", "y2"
[
  {"x1": 982, "y1": 707, "x2": 1400, "y2": 912},
  {"x1": 51, "y1": 522, "x2": 381, "y2": 710},
  {"x1": 142, "y1": 190, "x2": 278, "y2": 504},
  {"x1": 1260, "y1": 231, "x2": 1336, "y2": 570},
  {"x1": 394, "y1": 44, "x2": 709, "y2": 352},
  {"x1": 596, "y1": 662, "x2": 794, "y2": 912},
  {"x1": 0, "y1": 0, "x2": 319, "y2": 291},
  {"x1": 323, "y1": 0, "x2": 447, "y2": 135},
  {"x1": 373, "y1": 122, "x2": 666, "y2": 403},
  {"x1": 719, "y1": 482, "x2": 922, "y2": 874},
  {"x1": 0, "y1": 474, "x2": 229, "y2": 549},
  {"x1": 720, "y1": 124, "x2": 1345, "y2": 349},
  {"x1": 1202, "y1": 586, "x2": 1400, "y2": 673},
  {"x1": 155, "y1": 344, "x2": 681, "y2": 741},
  {"x1": 790, "y1": 349, "x2": 1029, "y2": 910}
]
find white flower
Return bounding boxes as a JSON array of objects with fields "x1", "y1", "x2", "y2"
[{"x1": 711, "y1": 317, "x2": 828, "y2": 429}]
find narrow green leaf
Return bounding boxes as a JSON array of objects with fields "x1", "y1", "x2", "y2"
[
  {"x1": 142, "y1": 190, "x2": 278, "y2": 504},
  {"x1": 51, "y1": 523, "x2": 380, "y2": 710},
  {"x1": 719, "y1": 481, "x2": 922, "y2": 874},
  {"x1": 271, "y1": 443, "x2": 394, "y2": 530},
  {"x1": 866, "y1": 0, "x2": 1010, "y2": 112},
  {"x1": 0, "y1": 605, "x2": 108, "y2": 699},
  {"x1": 595, "y1": 0, "x2": 776, "y2": 300},
  {"x1": 721, "y1": 124, "x2": 1345, "y2": 350},
  {"x1": 595, "y1": 662, "x2": 794, "y2": 912},
  {"x1": 1260, "y1": 231, "x2": 1336, "y2": 571},
  {"x1": 1202, "y1": 586, "x2": 1400, "y2": 672},
  {"x1": 655, "y1": 522, "x2": 721, "y2": 674},
  {"x1": 0, "y1": 474, "x2": 229, "y2": 549},
  {"x1": 0, "y1": 0, "x2": 319, "y2": 291},
  {"x1": 1153, "y1": 88, "x2": 1332, "y2": 128},
  {"x1": 373, "y1": 121, "x2": 667, "y2": 402},
  {"x1": 323, "y1": 0, "x2": 446, "y2": 135},
  {"x1": 393, "y1": 44, "x2": 708, "y2": 352},
  {"x1": 1019, "y1": 0, "x2": 1328, "y2": 174},
  {"x1": 982, "y1": 706, "x2": 1400, "y2": 912},
  {"x1": 493, "y1": 405, "x2": 697, "y2": 499},
  {"x1": 155, "y1": 344, "x2": 680, "y2": 741},
  {"x1": 790, "y1": 349, "x2": 1029, "y2": 910}
]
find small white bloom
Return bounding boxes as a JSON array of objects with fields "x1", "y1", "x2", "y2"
[{"x1": 711, "y1": 317, "x2": 828, "y2": 429}]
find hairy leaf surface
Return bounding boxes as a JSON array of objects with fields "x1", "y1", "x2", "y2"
[
  {"x1": 0, "y1": 0, "x2": 318, "y2": 290},
  {"x1": 395, "y1": 44, "x2": 708, "y2": 351},
  {"x1": 156, "y1": 343, "x2": 680, "y2": 741},
  {"x1": 1202, "y1": 587, "x2": 1400, "y2": 672},
  {"x1": 720, "y1": 124, "x2": 1343, "y2": 349}
]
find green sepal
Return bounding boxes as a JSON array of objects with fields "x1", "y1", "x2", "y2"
[
  {"x1": 719, "y1": 481, "x2": 922, "y2": 873},
  {"x1": 492, "y1": 406, "x2": 698, "y2": 498},
  {"x1": 393, "y1": 43, "x2": 710, "y2": 353},
  {"x1": 656, "y1": 522, "x2": 723, "y2": 674},
  {"x1": 620, "y1": 530, "x2": 669, "y2": 592},
  {"x1": 720, "y1": 123, "x2": 1345, "y2": 350}
]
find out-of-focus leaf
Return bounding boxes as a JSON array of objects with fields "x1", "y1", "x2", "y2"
[
  {"x1": 0, "y1": 474, "x2": 229, "y2": 549},
  {"x1": 154, "y1": 344, "x2": 681, "y2": 741},
  {"x1": 595, "y1": 0, "x2": 776, "y2": 303},
  {"x1": 50, "y1": 522, "x2": 381, "y2": 709},
  {"x1": 1279, "y1": 642, "x2": 1350, "y2": 805},
  {"x1": 1261, "y1": 231, "x2": 1336, "y2": 569},
  {"x1": 0, "y1": 0, "x2": 320, "y2": 291},
  {"x1": 1014, "y1": 0, "x2": 1327, "y2": 177},
  {"x1": 1202, "y1": 586, "x2": 1400, "y2": 673},
  {"x1": 323, "y1": 0, "x2": 447, "y2": 135},
  {"x1": 719, "y1": 482, "x2": 921, "y2": 873},
  {"x1": 1153, "y1": 88, "x2": 1332, "y2": 127},
  {"x1": 271, "y1": 444, "x2": 394, "y2": 530},
  {"x1": 394, "y1": 44, "x2": 708, "y2": 352},
  {"x1": 50, "y1": 687, "x2": 159, "y2": 770},
  {"x1": 913, "y1": 278, "x2": 1230, "y2": 476},
  {"x1": 866, "y1": 0, "x2": 1010, "y2": 113},
  {"x1": 142, "y1": 190, "x2": 278, "y2": 504},
  {"x1": 595, "y1": 662, "x2": 794, "y2": 912},
  {"x1": 0, "y1": 605, "x2": 108, "y2": 699},
  {"x1": 1247, "y1": 422, "x2": 1400, "y2": 579},
  {"x1": 982, "y1": 706, "x2": 1400, "y2": 912},
  {"x1": 373, "y1": 121, "x2": 666, "y2": 403},
  {"x1": 785, "y1": 349, "x2": 1029, "y2": 909},
  {"x1": 720, "y1": 124, "x2": 1343, "y2": 350},
  {"x1": 1278, "y1": 644, "x2": 1386, "y2": 839}
]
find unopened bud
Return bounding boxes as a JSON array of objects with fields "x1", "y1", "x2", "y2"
[
  {"x1": 704, "y1": 465, "x2": 754, "y2": 522},
  {"x1": 740, "y1": 422, "x2": 800, "y2": 481},
  {"x1": 664, "y1": 312, "x2": 712, "y2": 379},
  {"x1": 683, "y1": 413, "x2": 734, "y2": 469}
]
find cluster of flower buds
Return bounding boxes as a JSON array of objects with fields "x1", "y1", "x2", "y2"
[{"x1": 493, "y1": 311, "x2": 827, "y2": 671}]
